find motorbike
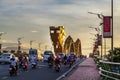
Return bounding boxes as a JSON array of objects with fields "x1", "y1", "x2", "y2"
[
  {"x1": 48, "y1": 62, "x2": 53, "y2": 68},
  {"x1": 22, "y1": 62, "x2": 28, "y2": 71},
  {"x1": 31, "y1": 61, "x2": 37, "y2": 69},
  {"x1": 55, "y1": 64, "x2": 60, "y2": 72},
  {"x1": 18, "y1": 61, "x2": 23, "y2": 69},
  {"x1": 69, "y1": 57, "x2": 74, "y2": 68},
  {"x1": 63, "y1": 59, "x2": 67, "y2": 65},
  {"x1": 9, "y1": 65, "x2": 17, "y2": 76}
]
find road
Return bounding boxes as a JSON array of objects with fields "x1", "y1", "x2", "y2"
[{"x1": 0, "y1": 58, "x2": 83, "y2": 80}]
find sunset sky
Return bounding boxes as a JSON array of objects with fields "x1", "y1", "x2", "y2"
[{"x1": 0, "y1": 0, "x2": 120, "y2": 56}]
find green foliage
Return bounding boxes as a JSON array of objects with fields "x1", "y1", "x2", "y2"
[
  {"x1": 2, "y1": 50, "x2": 8, "y2": 53},
  {"x1": 107, "y1": 47, "x2": 120, "y2": 62},
  {"x1": 10, "y1": 50, "x2": 15, "y2": 53}
]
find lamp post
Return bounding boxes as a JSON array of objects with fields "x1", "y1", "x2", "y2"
[
  {"x1": 89, "y1": 26, "x2": 102, "y2": 57},
  {"x1": 111, "y1": 0, "x2": 113, "y2": 61},
  {"x1": 30, "y1": 40, "x2": 35, "y2": 49},
  {"x1": 90, "y1": 32, "x2": 99, "y2": 56},
  {"x1": 88, "y1": 12, "x2": 103, "y2": 58},
  {"x1": 17, "y1": 37, "x2": 24, "y2": 53},
  {"x1": 89, "y1": 0, "x2": 113, "y2": 61}
]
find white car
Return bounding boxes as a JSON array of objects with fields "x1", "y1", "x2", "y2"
[
  {"x1": 42, "y1": 50, "x2": 55, "y2": 62},
  {"x1": 0, "y1": 53, "x2": 16, "y2": 64}
]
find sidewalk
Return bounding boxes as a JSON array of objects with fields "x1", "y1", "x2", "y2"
[{"x1": 65, "y1": 58, "x2": 100, "y2": 80}]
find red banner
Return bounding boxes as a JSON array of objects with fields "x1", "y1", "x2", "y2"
[{"x1": 103, "y1": 16, "x2": 112, "y2": 38}]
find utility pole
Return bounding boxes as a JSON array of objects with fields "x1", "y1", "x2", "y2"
[
  {"x1": 30, "y1": 40, "x2": 35, "y2": 49},
  {"x1": 17, "y1": 37, "x2": 23, "y2": 53}
]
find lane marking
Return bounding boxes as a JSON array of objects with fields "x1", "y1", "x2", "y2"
[{"x1": 1, "y1": 76, "x2": 8, "y2": 80}]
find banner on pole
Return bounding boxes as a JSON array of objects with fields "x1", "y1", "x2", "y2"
[{"x1": 103, "y1": 16, "x2": 112, "y2": 38}]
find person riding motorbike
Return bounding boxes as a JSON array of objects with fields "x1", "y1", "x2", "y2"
[
  {"x1": 9, "y1": 57, "x2": 18, "y2": 76},
  {"x1": 63, "y1": 54, "x2": 67, "y2": 65},
  {"x1": 18, "y1": 55, "x2": 23, "y2": 68},
  {"x1": 30, "y1": 55, "x2": 37, "y2": 63},
  {"x1": 22, "y1": 56, "x2": 28, "y2": 71},
  {"x1": 54, "y1": 55, "x2": 60, "y2": 72},
  {"x1": 68, "y1": 55, "x2": 74, "y2": 67},
  {"x1": 30, "y1": 55, "x2": 37, "y2": 69},
  {"x1": 48, "y1": 54, "x2": 54, "y2": 67}
]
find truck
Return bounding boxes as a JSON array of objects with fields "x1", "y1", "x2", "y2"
[{"x1": 28, "y1": 49, "x2": 43, "y2": 61}]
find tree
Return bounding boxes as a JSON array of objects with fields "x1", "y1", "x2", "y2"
[
  {"x1": 2, "y1": 50, "x2": 8, "y2": 53},
  {"x1": 10, "y1": 50, "x2": 16, "y2": 54},
  {"x1": 107, "y1": 47, "x2": 120, "y2": 62}
]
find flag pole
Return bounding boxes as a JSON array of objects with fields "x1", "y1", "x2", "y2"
[{"x1": 111, "y1": 0, "x2": 113, "y2": 62}]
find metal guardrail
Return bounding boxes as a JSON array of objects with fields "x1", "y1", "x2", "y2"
[{"x1": 97, "y1": 59, "x2": 120, "y2": 80}]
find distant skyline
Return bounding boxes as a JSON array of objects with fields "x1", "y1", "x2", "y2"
[{"x1": 0, "y1": 0, "x2": 120, "y2": 56}]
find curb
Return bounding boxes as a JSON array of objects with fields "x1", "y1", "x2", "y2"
[{"x1": 56, "y1": 58, "x2": 85, "y2": 80}]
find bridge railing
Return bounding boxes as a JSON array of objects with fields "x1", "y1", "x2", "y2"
[{"x1": 93, "y1": 56, "x2": 120, "y2": 80}]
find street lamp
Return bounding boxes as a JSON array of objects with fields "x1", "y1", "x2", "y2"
[
  {"x1": 17, "y1": 37, "x2": 24, "y2": 53},
  {"x1": 88, "y1": 12, "x2": 103, "y2": 58},
  {"x1": 30, "y1": 40, "x2": 35, "y2": 49},
  {"x1": 88, "y1": 0, "x2": 113, "y2": 60},
  {"x1": 88, "y1": 12, "x2": 103, "y2": 19}
]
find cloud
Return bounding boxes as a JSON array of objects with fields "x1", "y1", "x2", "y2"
[
  {"x1": 31, "y1": 30, "x2": 39, "y2": 33},
  {"x1": 0, "y1": 0, "x2": 120, "y2": 54}
]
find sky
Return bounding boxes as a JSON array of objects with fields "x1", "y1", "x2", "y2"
[{"x1": 0, "y1": 0, "x2": 120, "y2": 56}]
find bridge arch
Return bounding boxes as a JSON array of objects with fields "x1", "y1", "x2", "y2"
[
  {"x1": 64, "y1": 35, "x2": 75, "y2": 54},
  {"x1": 74, "y1": 39, "x2": 82, "y2": 57}
]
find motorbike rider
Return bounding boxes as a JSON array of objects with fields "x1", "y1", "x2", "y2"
[
  {"x1": 18, "y1": 55, "x2": 23, "y2": 68},
  {"x1": 55, "y1": 55, "x2": 60, "y2": 65},
  {"x1": 10, "y1": 56, "x2": 18, "y2": 73},
  {"x1": 48, "y1": 54, "x2": 54, "y2": 63},
  {"x1": 22, "y1": 56, "x2": 28, "y2": 71},
  {"x1": 30, "y1": 55, "x2": 38, "y2": 69},
  {"x1": 63, "y1": 54, "x2": 67, "y2": 65},
  {"x1": 30, "y1": 55, "x2": 37, "y2": 62},
  {"x1": 54, "y1": 55, "x2": 61, "y2": 72},
  {"x1": 68, "y1": 55, "x2": 74, "y2": 67},
  {"x1": 30, "y1": 55, "x2": 37, "y2": 65}
]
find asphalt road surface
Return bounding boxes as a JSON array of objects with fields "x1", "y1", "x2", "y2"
[{"x1": 0, "y1": 58, "x2": 83, "y2": 80}]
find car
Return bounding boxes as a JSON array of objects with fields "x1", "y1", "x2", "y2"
[
  {"x1": 0, "y1": 53, "x2": 16, "y2": 64},
  {"x1": 42, "y1": 50, "x2": 55, "y2": 62}
]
